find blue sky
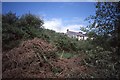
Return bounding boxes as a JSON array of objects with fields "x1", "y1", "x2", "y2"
[{"x1": 2, "y1": 2, "x2": 96, "y2": 33}]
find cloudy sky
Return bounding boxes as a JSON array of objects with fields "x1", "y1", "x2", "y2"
[{"x1": 2, "y1": 2, "x2": 96, "y2": 33}]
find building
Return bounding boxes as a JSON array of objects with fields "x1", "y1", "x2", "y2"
[{"x1": 66, "y1": 29, "x2": 88, "y2": 40}]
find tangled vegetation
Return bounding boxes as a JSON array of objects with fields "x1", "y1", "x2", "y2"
[{"x1": 2, "y1": 2, "x2": 120, "y2": 78}]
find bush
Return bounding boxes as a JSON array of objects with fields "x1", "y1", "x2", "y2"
[
  {"x1": 2, "y1": 12, "x2": 44, "y2": 51},
  {"x1": 82, "y1": 45, "x2": 119, "y2": 78},
  {"x1": 56, "y1": 51, "x2": 76, "y2": 59},
  {"x1": 19, "y1": 13, "x2": 44, "y2": 28}
]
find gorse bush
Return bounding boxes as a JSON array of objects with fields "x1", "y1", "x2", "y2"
[
  {"x1": 55, "y1": 35, "x2": 81, "y2": 52},
  {"x1": 82, "y1": 45, "x2": 119, "y2": 78},
  {"x1": 2, "y1": 12, "x2": 44, "y2": 51},
  {"x1": 19, "y1": 13, "x2": 44, "y2": 28}
]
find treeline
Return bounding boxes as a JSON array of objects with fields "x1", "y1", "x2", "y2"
[
  {"x1": 2, "y1": 6, "x2": 120, "y2": 54},
  {"x1": 2, "y1": 11, "x2": 93, "y2": 53}
]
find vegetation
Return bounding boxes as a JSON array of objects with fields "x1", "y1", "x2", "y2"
[
  {"x1": 86, "y1": 2, "x2": 120, "y2": 52},
  {"x1": 84, "y1": 2, "x2": 120, "y2": 78},
  {"x1": 2, "y1": 11, "x2": 44, "y2": 51},
  {"x1": 2, "y1": 2, "x2": 120, "y2": 78}
]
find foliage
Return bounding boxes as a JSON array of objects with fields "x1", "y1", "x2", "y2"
[
  {"x1": 2, "y1": 12, "x2": 97, "y2": 53},
  {"x1": 2, "y1": 12, "x2": 44, "y2": 51},
  {"x1": 82, "y1": 2, "x2": 120, "y2": 78},
  {"x1": 86, "y1": 2, "x2": 120, "y2": 53},
  {"x1": 80, "y1": 26, "x2": 89, "y2": 33},
  {"x1": 35, "y1": 29, "x2": 96, "y2": 53},
  {"x1": 2, "y1": 10, "x2": 120, "y2": 78},
  {"x1": 2, "y1": 11, "x2": 18, "y2": 25},
  {"x1": 19, "y1": 13, "x2": 44, "y2": 28},
  {"x1": 87, "y1": 30, "x2": 96, "y2": 38},
  {"x1": 56, "y1": 51, "x2": 76, "y2": 59},
  {"x1": 82, "y1": 46, "x2": 119, "y2": 78}
]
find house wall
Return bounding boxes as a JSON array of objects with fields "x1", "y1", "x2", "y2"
[
  {"x1": 77, "y1": 36, "x2": 88, "y2": 40},
  {"x1": 66, "y1": 30, "x2": 88, "y2": 40},
  {"x1": 67, "y1": 34, "x2": 77, "y2": 39},
  {"x1": 78, "y1": 36, "x2": 84, "y2": 40},
  {"x1": 84, "y1": 36, "x2": 88, "y2": 40}
]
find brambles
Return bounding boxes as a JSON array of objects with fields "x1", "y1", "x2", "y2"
[
  {"x1": 81, "y1": 46, "x2": 119, "y2": 78},
  {"x1": 2, "y1": 11, "x2": 120, "y2": 78}
]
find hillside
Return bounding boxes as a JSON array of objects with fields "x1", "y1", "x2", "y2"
[
  {"x1": 2, "y1": 38, "x2": 91, "y2": 78},
  {"x1": 2, "y1": 37, "x2": 114, "y2": 78},
  {"x1": 2, "y1": 12, "x2": 120, "y2": 78}
]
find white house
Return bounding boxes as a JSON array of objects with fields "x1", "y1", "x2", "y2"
[{"x1": 66, "y1": 29, "x2": 88, "y2": 40}]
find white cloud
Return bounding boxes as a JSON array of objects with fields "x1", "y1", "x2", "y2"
[
  {"x1": 61, "y1": 24, "x2": 84, "y2": 33},
  {"x1": 43, "y1": 18, "x2": 86, "y2": 33},
  {"x1": 43, "y1": 18, "x2": 63, "y2": 32}
]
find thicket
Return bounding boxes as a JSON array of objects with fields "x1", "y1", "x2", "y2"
[
  {"x1": 2, "y1": 12, "x2": 44, "y2": 51},
  {"x1": 2, "y1": 7, "x2": 120, "y2": 78},
  {"x1": 2, "y1": 12, "x2": 95, "y2": 53},
  {"x1": 82, "y1": 2, "x2": 120, "y2": 78},
  {"x1": 2, "y1": 11, "x2": 118, "y2": 54}
]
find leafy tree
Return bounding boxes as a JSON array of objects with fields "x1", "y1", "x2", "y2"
[
  {"x1": 2, "y1": 12, "x2": 44, "y2": 51},
  {"x1": 87, "y1": 31, "x2": 96, "y2": 38},
  {"x1": 85, "y1": 2, "x2": 120, "y2": 78},
  {"x1": 2, "y1": 12, "x2": 23, "y2": 51},
  {"x1": 19, "y1": 13, "x2": 44, "y2": 28},
  {"x1": 95, "y1": 2, "x2": 119, "y2": 37},
  {"x1": 86, "y1": 2, "x2": 120, "y2": 52},
  {"x1": 80, "y1": 26, "x2": 89, "y2": 33},
  {"x1": 2, "y1": 11, "x2": 18, "y2": 25}
]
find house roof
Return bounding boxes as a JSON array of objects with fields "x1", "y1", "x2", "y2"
[{"x1": 67, "y1": 30, "x2": 84, "y2": 37}]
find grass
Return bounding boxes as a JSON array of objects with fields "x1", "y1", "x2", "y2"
[{"x1": 56, "y1": 51, "x2": 77, "y2": 59}]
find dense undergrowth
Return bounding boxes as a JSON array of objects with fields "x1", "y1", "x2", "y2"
[{"x1": 2, "y1": 12, "x2": 120, "y2": 78}]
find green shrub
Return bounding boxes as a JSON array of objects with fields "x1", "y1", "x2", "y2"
[
  {"x1": 2, "y1": 12, "x2": 44, "y2": 51},
  {"x1": 82, "y1": 45, "x2": 119, "y2": 78},
  {"x1": 56, "y1": 51, "x2": 75, "y2": 59}
]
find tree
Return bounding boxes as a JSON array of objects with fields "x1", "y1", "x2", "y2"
[
  {"x1": 2, "y1": 11, "x2": 18, "y2": 25},
  {"x1": 87, "y1": 2, "x2": 120, "y2": 52},
  {"x1": 2, "y1": 12, "x2": 24, "y2": 51},
  {"x1": 2, "y1": 12, "x2": 44, "y2": 51},
  {"x1": 95, "y1": 2, "x2": 119, "y2": 36},
  {"x1": 19, "y1": 13, "x2": 44, "y2": 28},
  {"x1": 80, "y1": 26, "x2": 89, "y2": 33}
]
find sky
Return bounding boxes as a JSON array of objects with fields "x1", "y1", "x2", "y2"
[{"x1": 2, "y1": 2, "x2": 96, "y2": 33}]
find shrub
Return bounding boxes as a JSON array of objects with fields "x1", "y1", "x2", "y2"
[
  {"x1": 82, "y1": 46, "x2": 119, "y2": 78},
  {"x1": 2, "y1": 12, "x2": 44, "y2": 51}
]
